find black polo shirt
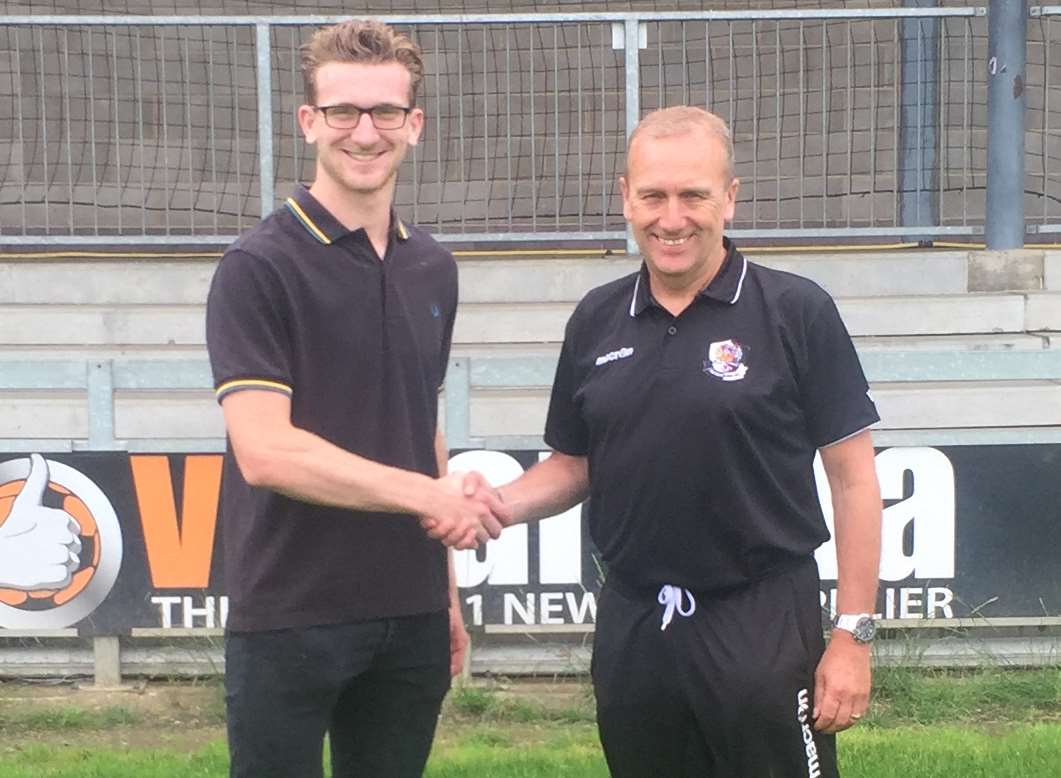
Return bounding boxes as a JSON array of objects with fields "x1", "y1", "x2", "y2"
[
  {"x1": 545, "y1": 238, "x2": 879, "y2": 594},
  {"x1": 206, "y1": 185, "x2": 456, "y2": 632}
]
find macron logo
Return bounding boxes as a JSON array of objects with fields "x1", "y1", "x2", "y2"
[
  {"x1": 796, "y1": 689, "x2": 822, "y2": 778},
  {"x1": 595, "y1": 347, "x2": 634, "y2": 367}
]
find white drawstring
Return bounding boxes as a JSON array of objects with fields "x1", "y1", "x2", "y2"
[{"x1": 657, "y1": 585, "x2": 696, "y2": 631}]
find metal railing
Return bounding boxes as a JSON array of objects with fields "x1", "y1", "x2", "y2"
[
  {"x1": 0, "y1": 8, "x2": 1005, "y2": 248},
  {"x1": 1029, "y1": 6, "x2": 1061, "y2": 236},
  {"x1": 4, "y1": 349, "x2": 1061, "y2": 455}
]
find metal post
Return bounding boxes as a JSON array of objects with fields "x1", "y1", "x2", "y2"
[
  {"x1": 624, "y1": 18, "x2": 643, "y2": 257},
  {"x1": 444, "y1": 357, "x2": 472, "y2": 450},
  {"x1": 899, "y1": 1, "x2": 941, "y2": 232},
  {"x1": 86, "y1": 360, "x2": 116, "y2": 450},
  {"x1": 985, "y1": 0, "x2": 1027, "y2": 249},
  {"x1": 256, "y1": 23, "x2": 275, "y2": 219}
]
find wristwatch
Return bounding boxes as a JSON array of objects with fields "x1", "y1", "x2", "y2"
[{"x1": 831, "y1": 613, "x2": 877, "y2": 644}]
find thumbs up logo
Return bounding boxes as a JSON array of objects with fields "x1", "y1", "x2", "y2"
[{"x1": 0, "y1": 455, "x2": 123, "y2": 629}]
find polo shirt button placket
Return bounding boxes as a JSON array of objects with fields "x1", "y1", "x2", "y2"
[{"x1": 660, "y1": 321, "x2": 682, "y2": 374}]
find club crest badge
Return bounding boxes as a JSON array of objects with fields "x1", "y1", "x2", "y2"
[{"x1": 704, "y1": 339, "x2": 749, "y2": 381}]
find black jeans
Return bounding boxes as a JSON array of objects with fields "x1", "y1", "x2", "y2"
[{"x1": 225, "y1": 610, "x2": 451, "y2": 778}]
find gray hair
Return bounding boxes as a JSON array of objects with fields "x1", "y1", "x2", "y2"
[{"x1": 627, "y1": 106, "x2": 735, "y2": 181}]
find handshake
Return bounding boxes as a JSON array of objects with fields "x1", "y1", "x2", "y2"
[{"x1": 419, "y1": 471, "x2": 510, "y2": 550}]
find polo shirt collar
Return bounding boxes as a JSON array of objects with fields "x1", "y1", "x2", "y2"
[
  {"x1": 284, "y1": 185, "x2": 410, "y2": 245},
  {"x1": 628, "y1": 236, "x2": 748, "y2": 317}
]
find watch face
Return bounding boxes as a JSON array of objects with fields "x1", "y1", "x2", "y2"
[
  {"x1": 852, "y1": 616, "x2": 877, "y2": 643},
  {"x1": 834, "y1": 614, "x2": 877, "y2": 643}
]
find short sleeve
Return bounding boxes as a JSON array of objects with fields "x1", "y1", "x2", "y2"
[
  {"x1": 205, "y1": 248, "x2": 294, "y2": 403},
  {"x1": 798, "y1": 296, "x2": 880, "y2": 447},
  {"x1": 544, "y1": 313, "x2": 590, "y2": 456}
]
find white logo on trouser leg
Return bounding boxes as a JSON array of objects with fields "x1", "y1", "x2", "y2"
[{"x1": 796, "y1": 688, "x2": 822, "y2": 778}]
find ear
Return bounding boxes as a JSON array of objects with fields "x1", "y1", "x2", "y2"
[
  {"x1": 723, "y1": 177, "x2": 740, "y2": 223},
  {"x1": 406, "y1": 107, "x2": 425, "y2": 147},
  {"x1": 297, "y1": 104, "x2": 319, "y2": 144},
  {"x1": 620, "y1": 176, "x2": 632, "y2": 220}
]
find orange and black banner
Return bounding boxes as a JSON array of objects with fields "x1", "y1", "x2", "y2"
[{"x1": 0, "y1": 446, "x2": 1059, "y2": 635}]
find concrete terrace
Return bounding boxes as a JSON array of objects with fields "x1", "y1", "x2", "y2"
[{"x1": 1, "y1": 246, "x2": 1059, "y2": 449}]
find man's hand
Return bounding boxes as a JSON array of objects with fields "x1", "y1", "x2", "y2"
[
  {"x1": 448, "y1": 598, "x2": 470, "y2": 678},
  {"x1": 0, "y1": 454, "x2": 82, "y2": 590},
  {"x1": 813, "y1": 632, "x2": 871, "y2": 733},
  {"x1": 419, "y1": 471, "x2": 507, "y2": 549},
  {"x1": 459, "y1": 471, "x2": 511, "y2": 525}
]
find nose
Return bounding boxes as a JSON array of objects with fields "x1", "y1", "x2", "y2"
[
  {"x1": 349, "y1": 112, "x2": 382, "y2": 145},
  {"x1": 658, "y1": 197, "x2": 685, "y2": 232}
]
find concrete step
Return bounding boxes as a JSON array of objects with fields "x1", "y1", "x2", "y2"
[
  {"x1": 0, "y1": 249, "x2": 974, "y2": 307},
  {"x1": 0, "y1": 249, "x2": 1057, "y2": 444},
  {"x1": 0, "y1": 260, "x2": 217, "y2": 305},
  {"x1": 4, "y1": 292, "x2": 1057, "y2": 349},
  {"x1": 4, "y1": 248, "x2": 1056, "y2": 310},
  {"x1": 5, "y1": 380, "x2": 1061, "y2": 445},
  {"x1": 853, "y1": 334, "x2": 1054, "y2": 351},
  {"x1": 838, "y1": 295, "x2": 1028, "y2": 338},
  {"x1": 0, "y1": 305, "x2": 206, "y2": 346},
  {"x1": 456, "y1": 250, "x2": 972, "y2": 301},
  {"x1": 458, "y1": 382, "x2": 1061, "y2": 438},
  {"x1": 0, "y1": 391, "x2": 223, "y2": 442},
  {"x1": 457, "y1": 293, "x2": 1060, "y2": 343},
  {"x1": 0, "y1": 333, "x2": 1054, "y2": 366}
]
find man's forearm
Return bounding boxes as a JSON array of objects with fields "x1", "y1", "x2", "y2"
[
  {"x1": 242, "y1": 424, "x2": 443, "y2": 516},
  {"x1": 221, "y1": 390, "x2": 459, "y2": 520},
  {"x1": 498, "y1": 452, "x2": 590, "y2": 526},
  {"x1": 819, "y1": 430, "x2": 882, "y2": 615},
  {"x1": 832, "y1": 483, "x2": 882, "y2": 614}
]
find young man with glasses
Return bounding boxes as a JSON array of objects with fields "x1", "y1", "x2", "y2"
[{"x1": 206, "y1": 19, "x2": 507, "y2": 778}]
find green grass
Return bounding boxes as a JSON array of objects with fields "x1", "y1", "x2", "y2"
[
  {"x1": 867, "y1": 665, "x2": 1061, "y2": 727},
  {"x1": 0, "y1": 705, "x2": 140, "y2": 733},
  {"x1": 1, "y1": 727, "x2": 1060, "y2": 778},
  {"x1": 447, "y1": 684, "x2": 595, "y2": 724},
  {"x1": 0, "y1": 741, "x2": 229, "y2": 778},
  {"x1": 426, "y1": 729, "x2": 609, "y2": 777},
  {"x1": 0, "y1": 669, "x2": 1058, "y2": 777},
  {"x1": 839, "y1": 725, "x2": 1061, "y2": 777}
]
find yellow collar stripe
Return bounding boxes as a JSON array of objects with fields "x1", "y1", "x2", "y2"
[
  {"x1": 285, "y1": 197, "x2": 331, "y2": 245},
  {"x1": 397, "y1": 220, "x2": 409, "y2": 240},
  {"x1": 216, "y1": 378, "x2": 293, "y2": 397}
]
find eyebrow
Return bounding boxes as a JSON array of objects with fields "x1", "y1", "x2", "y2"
[
  {"x1": 635, "y1": 186, "x2": 712, "y2": 198},
  {"x1": 322, "y1": 102, "x2": 409, "y2": 110}
]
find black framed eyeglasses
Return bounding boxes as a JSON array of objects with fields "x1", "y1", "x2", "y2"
[{"x1": 313, "y1": 104, "x2": 412, "y2": 130}]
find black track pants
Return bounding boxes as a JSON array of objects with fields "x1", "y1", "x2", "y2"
[{"x1": 591, "y1": 558, "x2": 839, "y2": 778}]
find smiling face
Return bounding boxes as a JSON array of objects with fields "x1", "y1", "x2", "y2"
[
  {"x1": 620, "y1": 126, "x2": 740, "y2": 297},
  {"x1": 297, "y1": 61, "x2": 423, "y2": 205}
]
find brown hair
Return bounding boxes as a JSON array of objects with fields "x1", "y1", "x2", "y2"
[
  {"x1": 301, "y1": 19, "x2": 424, "y2": 105},
  {"x1": 627, "y1": 106, "x2": 736, "y2": 181}
]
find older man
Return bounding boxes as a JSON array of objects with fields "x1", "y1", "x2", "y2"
[{"x1": 453, "y1": 107, "x2": 882, "y2": 777}]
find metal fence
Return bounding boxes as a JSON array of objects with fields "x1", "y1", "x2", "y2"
[
  {"x1": 4, "y1": 7, "x2": 1048, "y2": 246},
  {"x1": 1030, "y1": 6, "x2": 1061, "y2": 235}
]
